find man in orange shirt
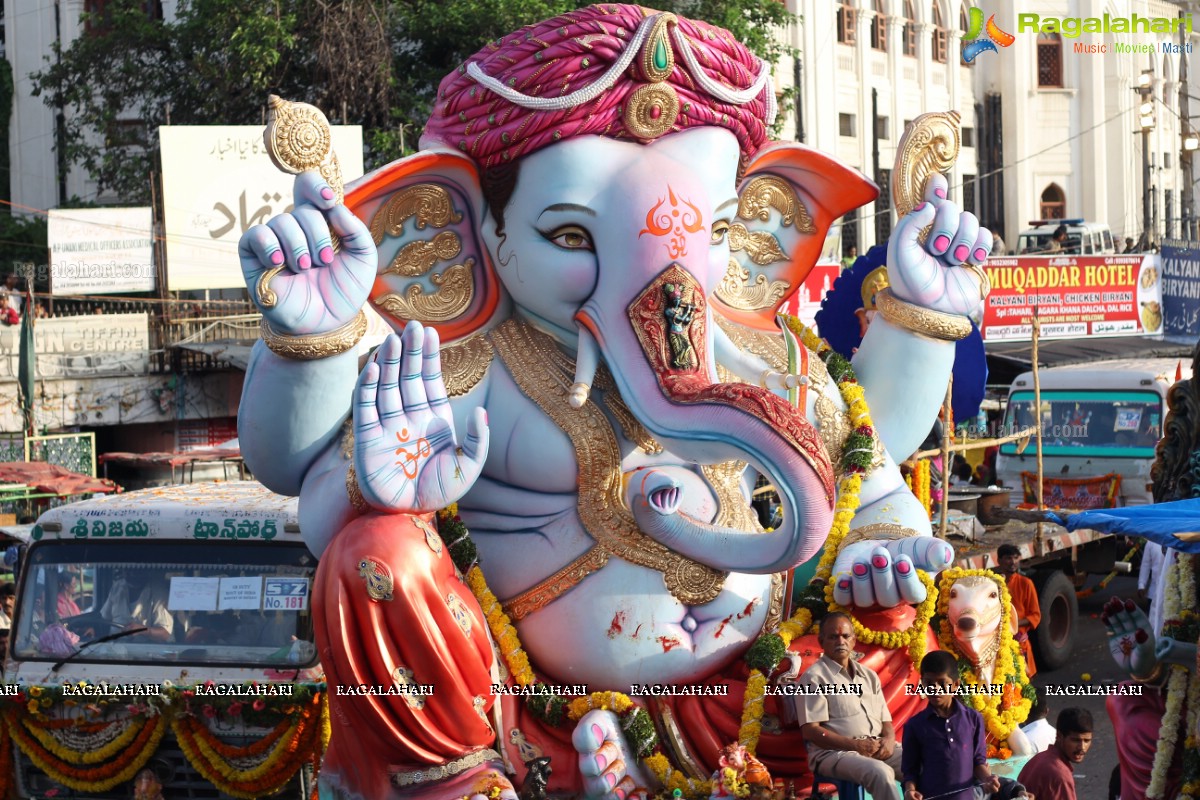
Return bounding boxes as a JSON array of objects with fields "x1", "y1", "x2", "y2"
[{"x1": 997, "y1": 544, "x2": 1040, "y2": 677}]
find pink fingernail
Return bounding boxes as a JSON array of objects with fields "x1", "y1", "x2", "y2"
[
  {"x1": 269, "y1": 250, "x2": 284, "y2": 266},
  {"x1": 933, "y1": 235, "x2": 951, "y2": 252},
  {"x1": 299, "y1": 253, "x2": 311, "y2": 269},
  {"x1": 853, "y1": 563, "x2": 868, "y2": 577},
  {"x1": 915, "y1": 202, "x2": 926, "y2": 211},
  {"x1": 596, "y1": 754, "x2": 608, "y2": 771},
  {"x1": 872, "y1": 555, "x2": 888, "y2": 569},
  {"x1": 954, "y1": 245, "x2": 969, "y2": 261},
  {"x1": 592, "y1": 724, "x2": 603, "y2": 741},
  {"x1": 935, "y1": 188, "x2": 946, "y2": 199},
  {"x1": 321, "y1": 187, "x2": 335, "y2": 200},
  {"x1": 483, "y1": 410, "x2": 489, "y2": 425},
  {"x1": 616, "y1": 791, "x2": 626, "y2": 800},
  {"x1": 896, "y1": 561, "x2": 911, "y2": 574},
  {"x1": 838, "y1": 579, "x2": 851, "y2": 590},
  {"x1": 944, "y1": 547, "x2": 952, "y2": 562},
  {"x1": 320, "y1": 246, "x2": 334, "y2": 264},
  {"x1": 974, "y1": 248, "x2": 988, "y2": 261}
]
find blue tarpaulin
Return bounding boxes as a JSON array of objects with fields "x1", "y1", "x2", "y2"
[{"x1": 1046, "y1": 498, "x2": 1200, "y2": 553}]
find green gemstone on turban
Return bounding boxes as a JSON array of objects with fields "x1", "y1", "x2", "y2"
[{"x1": 653, "y1": 40, "x2": 669, "y2": 71}]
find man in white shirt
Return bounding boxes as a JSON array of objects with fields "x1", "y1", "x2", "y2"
[{"x1": 1020, "y1": 696, "x2": 1056, "y2": 754}]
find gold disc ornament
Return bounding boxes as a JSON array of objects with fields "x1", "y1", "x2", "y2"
[
  {"x1": 624, "y1": 83, "x2": 680, "y2": 141},
  {"x1": 257, "y1": 95, "x2": 346, "y2": 308}
]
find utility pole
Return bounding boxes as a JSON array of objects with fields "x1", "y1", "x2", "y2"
[
  {"x1": 1182, "y1": 11, "x2": 1197, "y2": 240},
  {"x1": 1138, "y1": 70, "x2": 1155, "y2": 247}
]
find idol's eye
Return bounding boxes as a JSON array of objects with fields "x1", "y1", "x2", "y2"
[
  {"x1": 711, "y1": 221, "x2": 731, "y2": 245},
  {"x1": 543, "y1": 225, "x2": 594, "y2": 251}
]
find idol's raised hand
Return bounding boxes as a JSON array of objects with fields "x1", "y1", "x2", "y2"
[
  {"x1": 239, "y1": 172, "x2": 377, "y2": 336},
  {"x1": 887, "y1": 173, "x2": 992, "y2": 318},
  {"x1": 352, "y1": 323, "x2": 489, "y2": 514}
]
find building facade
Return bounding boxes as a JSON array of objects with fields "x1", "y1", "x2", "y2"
[{"x1": 783, "y1": 0, "x2": 1197, "y2": 254}]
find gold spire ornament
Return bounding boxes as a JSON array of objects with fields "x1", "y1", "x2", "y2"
[
  {"x1": 256, "y1": 95, "x2": 345, "y2": 308},
  {"x1": 891, "y1": 111, "x2": 961, "y2": 217}
]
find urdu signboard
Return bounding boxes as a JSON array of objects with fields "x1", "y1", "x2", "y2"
[{"x1": 159, "y1": 125, "x2": 364, "y2": 291}]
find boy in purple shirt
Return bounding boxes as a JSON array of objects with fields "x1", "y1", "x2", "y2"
[{"x1": 902, "y1": 651, "x2": 1001, "y2": 800}]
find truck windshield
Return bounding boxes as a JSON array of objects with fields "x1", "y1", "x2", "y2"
[
  {"x1": 13, "y1": 540, "x2": 317, "y2": 668},
  {"x1": 1000, "y1": 389, "x2": 1163, "y2": 458}
]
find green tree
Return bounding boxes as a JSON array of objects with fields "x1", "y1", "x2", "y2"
[{"x1": 33, "y1": 0, "x2": 795, "y2": 205}]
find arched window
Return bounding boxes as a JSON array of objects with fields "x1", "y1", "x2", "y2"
[
  {"x1": 931, "y1": 2, "x2": 948, "y2": 63},
  {"x1": 1037, "y1": 33, "x2": 1063, "y2": 87},
  {"x1": 838, "y1": 1, "x2": 858, "y2": 45},
  {"x1": 1040, "y1": 184, "x2": 1065, "y2": 219},
  {"x1": 871, "y1": 0, "x2": 888, "y2": 50},
  {"x1": 903, "y1": 0, "x2": 917, "y2": 56}
]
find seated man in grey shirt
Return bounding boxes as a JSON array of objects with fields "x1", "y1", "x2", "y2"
[{"x1": 794, "y1": 612, "x2": 902, "y2": 800}]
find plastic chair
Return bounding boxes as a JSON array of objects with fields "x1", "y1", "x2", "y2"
[{"x1": 810, "y1": 773, "x2": 866, "y2": 800}]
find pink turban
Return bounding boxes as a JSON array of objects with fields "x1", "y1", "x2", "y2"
[{"x1": 421, "y1": 3, "x2": 777, "y2": 169}]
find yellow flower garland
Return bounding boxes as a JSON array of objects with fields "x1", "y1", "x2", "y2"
[
  {"x1": 8, "y1": 711, "x2": 167, "y2": 793},
  {"x1": 21, "y1": 714, "x2": 142, "y2": 764},
  {"x1": 645, "y1": 752, "x2": 713, "y2": 797},
  {"x1": 567, "y1": 692, "x2": 634, "y2": 721},
  {"x1": 936, "y1": 569, "x2": 1032, "y2": 741},
  {"x1": 826, "y1": 569, "x2": 938, "y2": 669}
]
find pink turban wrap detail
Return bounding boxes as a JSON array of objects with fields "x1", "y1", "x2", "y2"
[{"x1": 421, "y1": 3, "x2": 775, "y2": 169}]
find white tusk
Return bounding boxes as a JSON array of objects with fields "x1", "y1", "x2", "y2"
[{"x1": 570, "y1": 326, "x2": 601, "y2": 409}]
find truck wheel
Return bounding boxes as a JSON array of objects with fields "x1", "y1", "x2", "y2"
[{"x1": 1032, "y1": 570, "x2": 1077, "y2": 672}]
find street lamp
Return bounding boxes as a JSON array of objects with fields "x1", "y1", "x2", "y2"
[{"x1": 1186, "y1": 135, "x2": 1199, "y2": 151}]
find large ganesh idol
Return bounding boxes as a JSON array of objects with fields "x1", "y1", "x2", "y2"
[{"x1": 236, "y1": 5, "x2": 992, "y2": 800}]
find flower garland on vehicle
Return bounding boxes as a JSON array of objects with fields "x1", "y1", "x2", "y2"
[
  {"x1": 1148, "y1": 553, "x2": 1198, "y2": 800},
  {"x1": 936, "y1": 568, "x2": 1034, "y2": 742},
  {"x1": 439, "y1": 505, "x2": 659, "y2": 757},
  {"x1": 172, "y1": 692, "x2": 327, "y2": 800},
  {"x1": 0, "y1": 681, "x2": 328, "y2": 797},
  {"x1": 5, "y1": 707, "x2": 167, "y2": 792}
]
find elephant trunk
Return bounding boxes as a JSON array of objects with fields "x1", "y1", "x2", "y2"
[{"x1": 577, "y1": 264, "x2": 834, "y2": 573}]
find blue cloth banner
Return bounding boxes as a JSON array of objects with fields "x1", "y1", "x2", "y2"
[
  {"x1": 1161, "y1": 239, "x2": 1200, "y2": 337},
  {"x1": 1049, "y1": 498, "x2": 1200, "y2": 553}
]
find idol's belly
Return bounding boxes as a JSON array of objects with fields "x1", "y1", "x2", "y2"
[{"x1": 509, "y1": 558, "x2": 774, "y2": 688}]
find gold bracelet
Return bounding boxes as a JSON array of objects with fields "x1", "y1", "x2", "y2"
[
  {"x1": 875, "y1": 288, "x2": 972, "y2": 342},
  {"x1": 836, "y1": 523, "x2": 919, "y2": 555},
  {"x1": 1131, "y1": 662, "x2": 1164, "y2": 684},
  {"x1": 345, "y1": 464, "x2": 372, "y2": 514},
  {"x1": 260, "y1": 310, "x2": 367, "y2": 360}
]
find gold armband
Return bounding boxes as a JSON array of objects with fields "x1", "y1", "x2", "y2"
[
  {"x1": 345, "y1": 464, "x2": 372, "y2": 514},
  {"x1": 1131, "y1": 662, "x2": 1165, "y2": 685},
  {"x1": 875, "y1": 288, "x2": 972, "y2": 342},
  {"x1": 836, "y1": 522, "x2": 920, "y2": 554},
  {"x1": 260, "y1": 310, "x2": 367, "y2": 360}
]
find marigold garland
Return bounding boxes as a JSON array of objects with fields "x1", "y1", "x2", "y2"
[
  {"x1": 936, "y1": 569, "x2": 1033, "y2": 742},
  {"x1": 439, "y1": 508, "x2": 658, "y2": 759},
  {"x1": 173, "y1": 698, "x2": 323, "y2": 800},
  {"x1": 644, "y1": 752, "x2": 712, "y2": 798},
  {"x1": 827, "y1": 569, "x2": 938, "y2": 669},
  {"x1": 20, "y1": 713, "x2": 141, "y2": 764},
  {"x1": 7, "y1": 708, "x2": 166, "y2": 792}
]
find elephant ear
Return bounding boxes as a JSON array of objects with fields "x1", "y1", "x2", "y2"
[
  {"x1": 344, "y1": 148, "x2": 504, "y2": 343},
  {"x1": 713, "y1": 142, "x2": 879, "y2": 332}
]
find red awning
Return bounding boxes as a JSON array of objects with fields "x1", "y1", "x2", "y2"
[{"x1": 0, "y1": 462, "x2": 120, "y2": 496}]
